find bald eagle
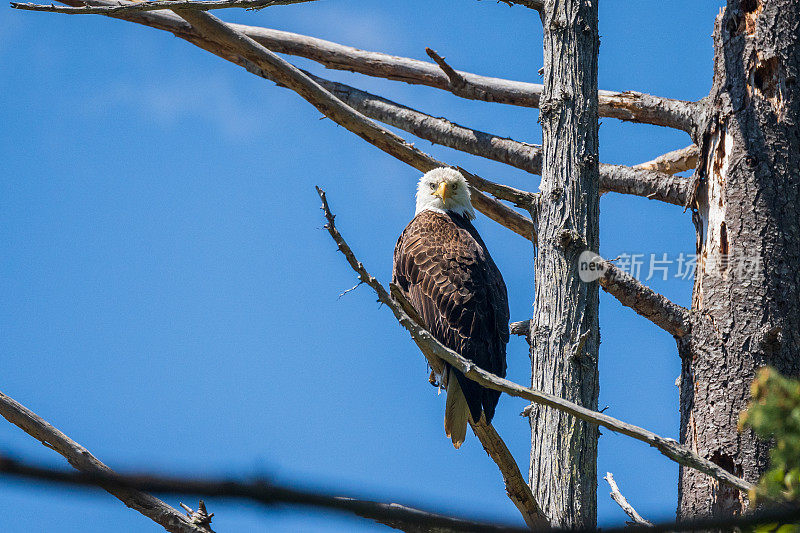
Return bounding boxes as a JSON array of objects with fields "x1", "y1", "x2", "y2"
[{"x1": 393, "y1": 168, "x2": 509, "y2": 448}]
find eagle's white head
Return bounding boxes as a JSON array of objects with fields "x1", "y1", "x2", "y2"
[{"x1": 415, "y1": 167, "x2": 475, "y2": 220}]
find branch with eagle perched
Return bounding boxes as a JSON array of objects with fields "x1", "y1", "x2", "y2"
[{"x1": 315, "y1": 186, "x2": 753, "y2": 500}]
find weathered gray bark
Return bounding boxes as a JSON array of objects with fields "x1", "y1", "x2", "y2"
[
  {"x1": 679, "y1": 0, "x2": 800, "y2": 518},
  {"x1": 527, "y1": 0, "x2": 600, "y2": 528}
]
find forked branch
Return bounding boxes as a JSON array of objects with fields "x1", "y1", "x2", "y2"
[
  {"x1": 168, "y1": 8, "x2": 536, "y2": 240},
  {"x1": 315, "y1": 187, "x2": 752, "y2": 495}
]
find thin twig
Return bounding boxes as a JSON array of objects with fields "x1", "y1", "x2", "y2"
[
  {"x1": 47, "y1": 0, "x2": 698, "y2": 132},
  {"x1": 425, "y1": 48, "x2": 470, "y2": 95},
  {"x1": 0, "y1": 454, "x2": 528, "y2": 533},
  {"x1": 10, "y1": 0, "x2": 314, "y2": 13},
  {"x1": 179, "y1": 501, "x2": 215, "y2": 531},
  {"x1": 315, "y1": 187, "x2": 753, "y2": 495},
  {"x1": 0, "y1": 390, "x2": 210, "y2": 533},
  {"x1": 603, "y1": 472, "x2": 653, "y2": 527}
]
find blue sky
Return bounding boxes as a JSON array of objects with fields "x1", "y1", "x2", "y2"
[{"x1": 2, "y1": 1, "x2": 721, "y2": 531}]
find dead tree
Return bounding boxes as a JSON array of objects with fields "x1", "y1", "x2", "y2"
[
  {"x1": 528, "y1": 0, "x2": 599, "y2": 528},
  {"x1": 678, "y1": 0, "x2": 800, "y2": 518},
  {"x1": 6, "y1": 0, "x2": 799, "y2": 530}
]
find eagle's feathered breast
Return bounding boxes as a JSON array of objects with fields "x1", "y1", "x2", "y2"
[{"x1": 392, "y1": 209, "x2": 509, "y2": 425}]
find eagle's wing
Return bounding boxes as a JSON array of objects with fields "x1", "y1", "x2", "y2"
[{"x1": 392, "y1": 210, "x2": 509, "y2": 423}]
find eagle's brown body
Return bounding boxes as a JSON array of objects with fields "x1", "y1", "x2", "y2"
[{"x1": 392, "y1": 209, "x2": 509, "y2": 445}]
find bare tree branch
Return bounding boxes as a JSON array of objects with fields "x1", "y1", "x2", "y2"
[
  {"x1": 0, "y1": 390, "x2": 210, "y2": 533},
  {"x1": 10, "y1": 0, "x2": 314, "y2": 14},
  {"x1": 509, "y1": 320, "x2": 530, "y2": 337},
  {"x1": 599, "y1": 164, "x2": 690, "y2": 206},
  {"x1": 313, "y1": 76, "x2": 540, "y2": 171},
  {"x1": 315, "y1": 77, "x2": 690, "y2": 206},
  {"x1": 315, "y1": 186, "x2": 755, "y2": 497},
  {"x1": 635, "y1": 145, "x2": 699, "y2": 175},
  {"x1": 45, "y1": 0, "x2": 697, "y2": 132},
  {"x1": 40, "y1": 0, "x2": 690, "y2": 208},
  {"x1": 511, "y1": 258, "x2": 692, "y2": 340},
  {"x1": 603, "y1": 472, "x2": 653, "y2": 527},
  {"x1": 0, "y1": 454, "x2": 529, "y2": 533},
  {"x1": 145, "y1": 7, "x2": 535, "y2": 241},
  {"x1": 596, "y1": 259, "x2": 692, "y2": 338},
  {"x1": 267, "y1": 63, "x2": 691, "y2": 208},
  {"x1": 496, "y1": 0, "x2": 543, "y2": 12},
  {"x1": 470, "y1": 422, "x2": 549, "y2": 530},
  {"x1": 233, "y1": 24, "x2": 699, "y2": 131}
]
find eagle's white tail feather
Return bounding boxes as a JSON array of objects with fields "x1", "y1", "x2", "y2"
[{"x1": 444, "y1": 369, "x2": 469, "y2": 449}]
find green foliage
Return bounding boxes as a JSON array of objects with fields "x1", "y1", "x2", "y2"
[
  {"x1": 751, "y1": 523, "x2": 800, "y2": 533},
  {"x1": 739, "y1": 367, "x2": 800, "y2": 505}
]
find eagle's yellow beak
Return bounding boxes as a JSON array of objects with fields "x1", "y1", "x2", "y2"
[{"x1": 433, "y1": 181, "x2": 450, "y2": 205}]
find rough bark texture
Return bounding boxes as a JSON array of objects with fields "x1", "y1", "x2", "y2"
[
  {"x1": 528, "y1": 0, "x2": 600, "y2": 528},
  {"x1": 679, "y1": 0, "x2": 800, "y2": 518}
]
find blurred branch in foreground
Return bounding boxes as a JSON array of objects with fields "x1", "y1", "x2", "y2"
[
  {"x1": 2, "y1": 454, "x2": 800, "y2": 533},
  {"x1": 0, "y1": 454, "x2": 529, "y2": 533},
  {"x1": 0, "y1": 388, "x2": 528, "y2": 532}
]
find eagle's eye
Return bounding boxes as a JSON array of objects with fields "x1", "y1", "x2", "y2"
[
  {"x1": 429, "y1": 182, "x2": 437, "y2": 190},
  {"x1": 452, "y1": 183, "x2": 458, "y2": 191}
]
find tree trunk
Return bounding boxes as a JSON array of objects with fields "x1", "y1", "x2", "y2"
[
  {"x1": 528, "y1": 0, "x2": 600, "y2": 528},
  {"x1": 679, "y1": 0, "x2": 800, "y2": 518}
]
